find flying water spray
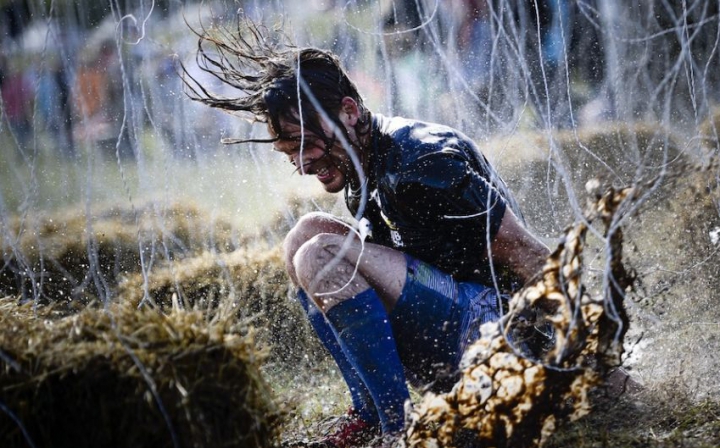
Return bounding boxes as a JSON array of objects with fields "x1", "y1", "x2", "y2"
[{"x1": 1, "y1": 0, "x2": 719, "y2": 446}]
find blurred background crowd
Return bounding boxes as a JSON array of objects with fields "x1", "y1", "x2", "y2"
[
  {"x1": 1, "y1": 0, "x2": 230, "y2": 161},
  {"x1": 2, "y1": 0, "x2": 716, "y2": 165},
  {"x1": 0, "y1": 0, "x2": 717, "y2": 235}
]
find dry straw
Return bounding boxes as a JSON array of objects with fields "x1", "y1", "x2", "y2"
[
  {"x1": 0, "y1": 298, "x2": 280, "y2": 448},
  {"x1": 0, "y1": 202, "x2": 240, "y2": 306},
  {"x1": 117, "y1": 245, "x2": 324, "y2": 365},
  {"x1": 0, "y1": 196, "x2": 331, "y2": 447}
]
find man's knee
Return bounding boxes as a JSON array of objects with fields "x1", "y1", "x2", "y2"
[
  {"x1": 283, "y1": 213, "x2": 349, "y2": 281},
  {"x1": 293, "y1": 233, "x2": 343, "y2": 290},
  {"x1": 293, "y1": 233, "x2": 368, "y2": 309}
]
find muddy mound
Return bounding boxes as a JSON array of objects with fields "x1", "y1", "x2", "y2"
[{"x1": 622, "y1": 160, "x2": 720, "y2": 395}]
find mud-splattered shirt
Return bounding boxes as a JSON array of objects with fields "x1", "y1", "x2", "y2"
[{"x1": 346, "y1": 114, "x2": 522, "y2": 285}]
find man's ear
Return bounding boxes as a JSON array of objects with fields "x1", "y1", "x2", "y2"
[{"x1": 340, "y1": 97, "x2": 359, "y2": 127}]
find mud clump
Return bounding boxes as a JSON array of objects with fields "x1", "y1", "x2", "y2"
[{"x1": 404, "y1": 185, "x2": 634, "y2": 448}]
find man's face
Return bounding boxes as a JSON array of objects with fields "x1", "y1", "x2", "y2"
[{"x1": 270, "y1": 113, "x2": 358, "y2": 194}]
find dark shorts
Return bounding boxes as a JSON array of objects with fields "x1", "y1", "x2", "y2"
[{"x1": 388, "y1": 254, "x2": 504, "y2": 390}]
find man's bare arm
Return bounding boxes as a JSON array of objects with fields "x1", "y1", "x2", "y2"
[{"x1": 490, "y1": 208, "x2": 551, "y2": 285}]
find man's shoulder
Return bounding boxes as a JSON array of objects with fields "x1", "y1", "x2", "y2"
[
  {"x1": 376, "y1": 115, "x2": 468, "y2": 147},
  {"x1": 375, "y1": 115, "x2": 475, "y2": 166}
]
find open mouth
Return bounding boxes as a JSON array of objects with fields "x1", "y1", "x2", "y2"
[
  {"x1": 314, "y1": 165, "x2": 333, "y2": 183},
  {"x1": 297, "y1": 153, "x2": 336, "y2": 183}
]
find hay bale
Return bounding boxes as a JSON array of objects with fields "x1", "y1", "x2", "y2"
[
  {"x1": 0, "y1": 202, "x2": 240, "y2": 306},
  {"x1": 117, "y1": 245, "x2": 324, "y2": 365},
  {"x1": 481, "y1": 121, "x2": 685, "y2": 236},
  {"x1": 0, "y1": 298, "x2": 279, "y2": 448}
]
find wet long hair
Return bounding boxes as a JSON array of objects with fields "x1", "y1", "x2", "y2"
[{"x1": 182, "y1": 17, "x2": 371, "y2": 147}]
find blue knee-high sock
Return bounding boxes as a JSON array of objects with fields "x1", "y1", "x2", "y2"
[
  {"x1": 324, "y1": 288, "x2": 410, "y2": 434},
  {"x1": 296, "y1": 289, "x2": 379, "y2": 425}
]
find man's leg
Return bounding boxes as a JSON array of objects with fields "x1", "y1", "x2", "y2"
[
  {"x1": 286, "y1": 213, "x2": 378, "y2": 424},
  {"x1": 283, "y1": 213, "x2": 353, "y2": 287},
  {"x1": 295, "y1": 288, "x2": 378, "y2": 426},
  {"x1": 388, "y1": 255, "x2": 504, "y2": 391},
  {"x1": 285, "y1": 213, "x2": 410, "y2": 435},
  {"x1": 284, "y1": 212, "x2": 406, "y2": 309}
]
